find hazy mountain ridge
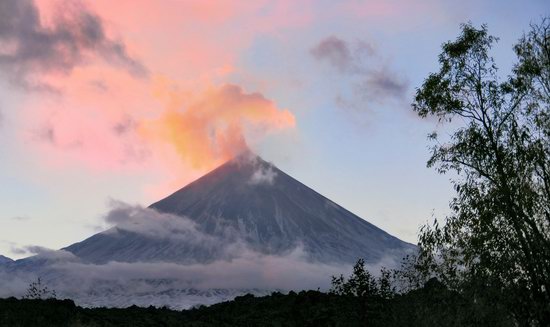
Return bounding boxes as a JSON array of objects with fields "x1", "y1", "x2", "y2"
[{"x1": 0, "y1": 255, "x2": 13, "y2": 264}]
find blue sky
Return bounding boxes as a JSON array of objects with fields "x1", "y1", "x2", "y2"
[{"x1": 0, "y1": 0, "x2": 547, "y2": 258}]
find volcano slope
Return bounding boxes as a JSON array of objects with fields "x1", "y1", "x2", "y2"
[{"x1": 66, "y1": 151, "x2": 414, "y2": 265}]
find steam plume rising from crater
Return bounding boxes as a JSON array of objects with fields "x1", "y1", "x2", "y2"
[{"x1": 142, "y1": 83, "x2": 296, "y2": 170}]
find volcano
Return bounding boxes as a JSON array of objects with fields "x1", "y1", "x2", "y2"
[{"x1": 65, "y1": 151, "x2": 414, "y2": 265}]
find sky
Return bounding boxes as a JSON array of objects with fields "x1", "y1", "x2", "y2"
[{"x1": 0, "y1": 0, "x2": 547, "y2": 259}]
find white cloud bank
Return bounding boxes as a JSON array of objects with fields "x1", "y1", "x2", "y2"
[{"x1": 0, "y1": 201, "x2": 399, "y2": 309}]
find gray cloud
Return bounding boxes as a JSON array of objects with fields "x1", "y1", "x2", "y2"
[
  {"x1": 310, "y1": 36, "x2": 353, "y2": 72},
  {"x1": 11, "y1": 215, "x2": 31, "y2": 221},
  {"x1": 9, "y1": 244, "x2": 77, "y2": 261},
  {"x1": 0, "y1": 0, "x2": 148, "y2": 90},
  {"x1": 56, "y1": 247, "x2": 347, "y2": 291},
  {"x1": 33, "y1": 124, "x2": 56, "y2": 144},
  {"x1": 311, "y1": 36, "x2": 408, "y2": 112},
  {"x1": 0, "y1": 201, "x2": 400, "y2": 309},
  {"x1": 112, "y1": 116, "x2": 136, "y2": 136},
  {"x1": 25, "y1": 246, "x2": 77, "y2": 260},
  {"x1": 31, "y1": 123, "x2": 82, "y2": 148},
  {"x1": 89, "y1": 80, "x2": 108, "y2": 92},
  {"x1": 362, "y1": 69, "x2": 408, "y2": 101},
  {"x1": 103, "y1": 201, "x2": 230, "y2": 244},
  {"x1": 232, "y1": 150, "x2": 279, "y2": 186},
  {"x1": 9, "y1": 247, "x2": 26, "y2": 255},
  {"x1": 235, "y1": 152, "x2": 279, "y2": 186},
  {"x1": 0, "y1": 248, "x2": 399, "y2": 309},
  {"x1": 29, "y1": 116, "x2": 149, "y2": 164},
  {"x1": 0, "y1": 247, "x2": 355, "y2": 309},
  {"x1": 249, "y1": 165, "x2": 277, "y2": 185}
]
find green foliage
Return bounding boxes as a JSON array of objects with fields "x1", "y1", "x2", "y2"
[{"x1": 412, "y1": 18, "x2": 550, "y2": 326}]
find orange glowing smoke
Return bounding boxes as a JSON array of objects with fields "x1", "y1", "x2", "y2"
[{"x1": 143, "y1": 83, "x2": 296, "y2": 170}]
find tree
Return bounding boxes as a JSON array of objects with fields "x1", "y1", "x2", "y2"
[
  {"x1": 330, "y1": 259, "x2": 379, "y2": 298},
  {"x1": 23, "y1": 277, "x2": 56, "y2": 300},
  {"x1": 331, "y1": 259, "x2": 396, "y2": 324},
  {"x1": 412, "y1": 18, "x2": 550, "y2": 326}
]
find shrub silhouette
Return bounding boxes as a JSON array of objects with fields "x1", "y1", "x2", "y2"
[{"x1": 23, "y1": 277, "x2": 57, "y2": 300}]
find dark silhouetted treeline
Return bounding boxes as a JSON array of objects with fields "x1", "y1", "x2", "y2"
[{"x1": 0, "y1": 278, "x2": 513, "y2": 327}]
